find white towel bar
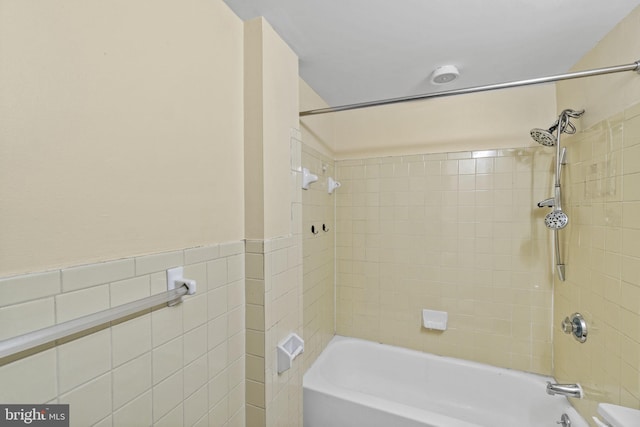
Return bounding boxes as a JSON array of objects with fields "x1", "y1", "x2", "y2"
[{"x1": 0, "y1": 284, "x2": 191, "y2": 359}]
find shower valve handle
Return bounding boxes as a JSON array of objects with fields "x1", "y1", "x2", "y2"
[
  {"x1": 562, "y1": 313, "x2": 588, "y2": 343},
  {"x1": 561, "y1": 317, "x2": 574, "y2": 334}
]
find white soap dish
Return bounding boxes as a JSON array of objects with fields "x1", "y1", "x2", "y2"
[
  {"x1": 277, "y1": 333, "x2": 304, "y2": 374},
  {"x1": 422, "y1": 309, "x2": 448, "y2": 331}
]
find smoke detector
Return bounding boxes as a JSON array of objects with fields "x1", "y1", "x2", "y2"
[{"x1": 431, "y1": 65, "x2": 459, "y2": 84}]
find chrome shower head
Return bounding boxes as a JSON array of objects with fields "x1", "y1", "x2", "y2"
[
  {"x1": 530, "y1": 128, "x2": 557, "y2": 146},
  {"x1": 531, "y1": 121, "x2": 559, "y2": 146},
  {"x1": 544, "y1": 210, "x2": 568, "y2": 229}
]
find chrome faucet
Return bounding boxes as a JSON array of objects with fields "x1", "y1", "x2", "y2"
[{"x1": 546, "y1": 382, "x2": 583, "y2": 399}]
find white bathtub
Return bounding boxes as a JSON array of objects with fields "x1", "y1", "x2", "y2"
[{"x1": 303, "y1": 336, "x2": 588, "y2": 427}]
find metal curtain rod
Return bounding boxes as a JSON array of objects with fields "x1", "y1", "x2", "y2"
[
  {"x1": 0, "y1": 284, "x2": 191, "y2": 360},
  {"x1": 299, "y1": 59, "x2": 640, "y2": 117}
]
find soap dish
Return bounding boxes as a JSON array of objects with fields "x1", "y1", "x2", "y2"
[
  {"x1": 422, "y1": 309, "x2": 448, "y2": 331},
  {"x1": 277, "y1": 333, "x2": 304, "y2": 374}
]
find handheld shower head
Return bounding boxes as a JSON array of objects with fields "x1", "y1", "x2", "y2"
[{"x1": 544, "y1": 210, "x2": 568, "y2": 229}]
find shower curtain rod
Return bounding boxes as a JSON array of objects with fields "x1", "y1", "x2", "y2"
[{"x1": 299, "y1": 59, "x2": 640, "y2": 117}]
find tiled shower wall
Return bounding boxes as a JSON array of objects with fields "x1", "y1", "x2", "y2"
[
  {"x1": 0, "y1": 242, "x2": 246, "y2": 427},
  {"x1": 245, "y1": 236, "x2": 303, "y2": 427},
  {"x1": 244, "y1": 132, "x2": 304, "y2": 427},
  {"x1": 301, "y1": 144, "x2": 336, "y2": 371},
  {"x1": 554, "y1": 102, "x2": 640, "y2": 421},
  {"x1": 336, "y1": 148, "x2": 556, "y2": 374}
]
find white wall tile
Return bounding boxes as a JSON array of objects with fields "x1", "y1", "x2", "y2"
[
  {"x1": 183, "y1": 385, "x2": 208, "y2": 427},
  {"x1": 62, "y1": 259, "x2": 134, "y2": 292},
  {"x1": 57, "y1": 329, "x2": 111, "y2": 393},
  {"x1": 112, "y1": 314, "x2": 151, "y2": 367},
  {"x1": 207, "y1": 315, "x2": 228, "y2": 350},
  {"x1": 183, "y1": 354, "x2": 208, "y2": 398},
  {"x1": 112, "y1": 391, "x2": 152, "y2": 427},
  {"x1": 56, "y1": 285, "x2": 109, "y2": 323},
  {"x1": 110, "y1": 275, "x2": 150, "y2": 307},
  {"x1": 207, "y1": 259, "x2": 227, "y2": 289},
  {"x1": 155, "y1": 403, "x2": 183, "y2": 427},
  {"x1": 153, "y1": 371, "x2": 183, "y2": 422},
  {"x1": 152, "y1": 304, "x2": 183, "y2": 347},
  {"x1": 208, "y1": 370, "x2": 228, "y2": 409},
  {"x1": 135, "y1": 250, "x2": 184, "y2": 276},
  {"x1": 0, "y1": 298, "x2": 55, "y2": 340},
  {"x1": 0, "y1": 271, "x2": 60, "y2": 307},
  {"x1": 59, "y1": 373, "x2": 112, "y2": 427},
  {"x1": 208, "y1": 286, "x2": 228, "y2": 320},
  {"x1": 335, "y1": 147, "x2": 553, "y2": 373},
  {"x1": 93, "y1": 415, "x2": 112, "y2": 427},
  {"x1": 0, "y1": 240, "x2": 244, "y2": 427},
  {"x1": 153, "y1": 337, "x2": 183, "y2": 385},
  {"x1": 113, "y1": 353, "x2": 152, "y2": 409},
  {"x1": 184, "y1": 245, "x2": 220, "y2": 265},
  {"x1": 219, "y1": 241, "x2": 244, "y2": 257},
  {"x1": 183, "y1": 294, "x2": 208, "y2": 332},
  {"x1": 0, "y1": 349, "x2": 57, "y2": 403},
  {"x1": 183, "y1": 324, "x2": 207, "y2": 366},
  {"x1": 227, "y1": 254, "x2": 244, "y2": 282},
  {"x1": 208, "y1": 341, "x2": 228, "y2": 380}
]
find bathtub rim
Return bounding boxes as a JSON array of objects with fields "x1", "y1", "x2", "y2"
[{"x1": 303, "y1": 335, "x2": 588, "y2": 427}]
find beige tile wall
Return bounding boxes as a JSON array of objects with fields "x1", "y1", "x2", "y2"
[
  {"x1": 0, "y1": 241, "x2": 246, "y2": 427},
  {"x1": 245, "y1": 131, "x2": 304, "y2": 427},
  {"x1": 301, "y1": 144, "x2": 336, "y2": 372},
  {"x1": 336, "y1": 147, "x2": 556, "y2": 374},
  {"x1": 554, "y1": 102, "x2": 640, "y2": 422}
]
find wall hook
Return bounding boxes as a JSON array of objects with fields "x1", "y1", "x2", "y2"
[
  {"x1": 322, "y1": 224, "x2": 329, "y2": 232},
  {"x1": 311, "y1": 225, "x2": 318, "y2": 235}
]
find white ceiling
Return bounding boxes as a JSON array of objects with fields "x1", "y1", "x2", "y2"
[{"x1": 223, "y1": 0, "x2": 640, "y2": 107}]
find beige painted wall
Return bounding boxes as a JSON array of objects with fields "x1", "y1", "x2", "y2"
[
  {"x1": 327, "y1": 84, "x2": 557, "y2": 159},
  {"x1": 0, "y1": 0, "x2": 245, "y2": 276},
  {"x1": 244, "y1": 18, "x2": 299, "y2": 240},
  {"x1": 299, "y1": 80, "x2": 336, "y2": 159},
  {"x1": 556, "y1": 5, "x2": 640, "y2": 128},
  {"x1": 554, "y1": 5, "x2": 640, "y2": 423},
  {"x1": 243, "y1": 17, "x2": 303, "y2": 427}
]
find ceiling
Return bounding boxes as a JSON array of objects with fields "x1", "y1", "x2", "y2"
[{"x1": 223, "y1": 0, "x2": 640, "y2": 108}]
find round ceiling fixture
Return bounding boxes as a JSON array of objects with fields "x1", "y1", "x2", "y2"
[{"x1": 431, "y1": 65, "x2": 459, "y2": 84}]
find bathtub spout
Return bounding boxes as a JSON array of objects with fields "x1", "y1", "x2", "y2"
[{"x1": 546, "y1": 382, "x2": 583, "y2": 399}]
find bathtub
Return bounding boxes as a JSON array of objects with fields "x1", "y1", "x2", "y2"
[{"x1": 303, "y1": 336, "x2": 588, "y2": 427}]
